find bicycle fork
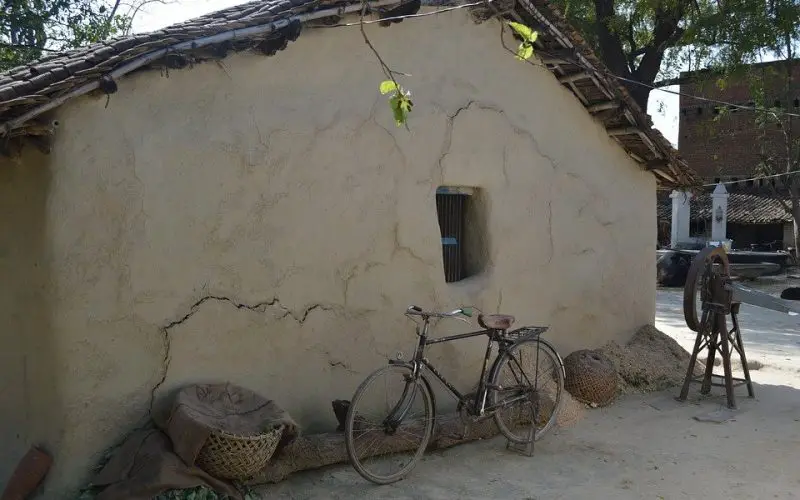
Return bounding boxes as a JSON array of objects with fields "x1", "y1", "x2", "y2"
[{"x1": 383, "y1": 362, "x2": 421, "y2": 433}]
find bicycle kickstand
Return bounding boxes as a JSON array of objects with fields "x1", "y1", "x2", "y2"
[{"x1": 506, "y1": 395, "x2": 537, "y2": 457}]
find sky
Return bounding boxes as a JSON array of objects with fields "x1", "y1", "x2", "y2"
[{"x1": 131, "y1": 0, "x2": 681, "y2": 145}]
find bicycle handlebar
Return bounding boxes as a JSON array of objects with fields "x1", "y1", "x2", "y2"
[{"x1": 406, "y1": 305, "x2": 474, "y2": 318}]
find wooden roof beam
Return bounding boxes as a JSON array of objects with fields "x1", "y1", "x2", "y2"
[
  {"x1": 653, "y1": 169, "x2": 677, "y2": 184},
  {"x1": 607, "y1": 126, "x2": 641, "y2": 136},
  {"x1": 558, "y1": 71, "x2": 591, "y2": 84},
  {"x1": 539, "y1": 48, "x2": 577, "y2": 65},
  {"x1": 586, "y1": 101, "x2": 619, "y2": 113},
  {"x1": 644, "y1": 158, "x2": 669, "y2": 170}
]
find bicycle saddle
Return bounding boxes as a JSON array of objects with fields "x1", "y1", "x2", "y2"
[{"x1": 478, "y1": 314, "x2": 515, "y2": 330}]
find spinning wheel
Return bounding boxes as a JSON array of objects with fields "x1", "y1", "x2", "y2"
[
  {"x1": 682, "y1": 246, "x2": 731, "y2": 332},
  {"x1": 677, "y1": 246, "x2": 755, "y2": 409}
]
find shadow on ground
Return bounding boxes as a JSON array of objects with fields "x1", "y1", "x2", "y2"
[
  {"x1": 656, "y1": 289, "x2": 800, "y2": 378},
  {"x1": 254, "y1": 382, "x2": 800, "y2": 499},
  {"x1": 252, "y1": 288, "x2": 800, "y2": 499}
]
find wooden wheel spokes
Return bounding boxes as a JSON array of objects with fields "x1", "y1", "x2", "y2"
[{"x1": 683, "y1": 246, "x2": 731, "y2": 332}]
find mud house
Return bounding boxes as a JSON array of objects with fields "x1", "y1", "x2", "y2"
[{"x1": 0, "y1": 0, "x2": 697, "y2": 496}]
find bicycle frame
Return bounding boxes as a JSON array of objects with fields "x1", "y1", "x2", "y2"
[{"x1": 383, "y1": 314, "x2": 544, "y2": 430}]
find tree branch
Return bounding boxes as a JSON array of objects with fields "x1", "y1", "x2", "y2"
[
  {"x1": 0, "y1": 42, "x2": 60, "y2": 53},
  {"x1": 626, "y1": 18, "x2": 638, "y2": 71},
  {"x1": 633, "y1": 3, "x2": 687, "y2": 85},
  {"x1": 102, "y1": 0, "x2": 123, "y2": 37},
  {"x1": 652, "y1": 75, "x2": 693, "y2": 88},
  {"x1": 593, "y1": 0, "x2": 629, "y2": 78}
]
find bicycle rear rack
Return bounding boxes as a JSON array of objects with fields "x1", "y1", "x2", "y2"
[{"x1": 504, "y1": 326, "x2": 548, "y2": 342}]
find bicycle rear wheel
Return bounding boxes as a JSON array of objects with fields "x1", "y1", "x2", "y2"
[
  {"x1": 344, "y1": 364, "x2": 435, "y2": 484},
  {"x1": 489, "y1": 338, "x2": 564, "y2": 443}
]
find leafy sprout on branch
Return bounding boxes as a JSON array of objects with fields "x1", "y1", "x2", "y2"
[
  {"x1": 507, "y1": 21, "x2": 538, "y2": 61},
  {"x1": 358, "y1": 0, "x2": 414, "y2": 128},
  {"x1": 379, "y1": 80, "x2": 413, "y2": 127},
  {"x1": 360, "y1": 6, "x2": 534, "y2": 127}
]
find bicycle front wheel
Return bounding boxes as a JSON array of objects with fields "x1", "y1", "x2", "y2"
[
  {"x1": 489, "y1": 338, "x2": 564, "y2": 443},
  {"x1": 344, "y1": 364, "x2": 435, "y2": 484}
]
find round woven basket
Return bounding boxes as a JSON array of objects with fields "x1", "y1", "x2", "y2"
[
  {"x1": 196, "y1": 425, "x2": 284, "y2": 480},
  {"x1": 563, "y1": 349, "x2": 618, "y2": 407}
]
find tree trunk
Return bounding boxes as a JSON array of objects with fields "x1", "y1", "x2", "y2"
[{"x1": 624, "y1": 83, "x2": 651, "y2": 110}]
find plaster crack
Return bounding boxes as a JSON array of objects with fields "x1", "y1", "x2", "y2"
[
  {"x1": 391, "y1": 221, "x2": 428, "y2": 266},
  {"x1": 370, "y1": 114, "x2": 408, "y2": 166},
  {"x1": 327, "y1": 359, "x2": 356, "y2": 374},
  {"x1": 282, "y1": 303, "x2": 335, "y2": 324},
  {"x1": 338, "y1": 266, "x2": 357, "y2": 306},
  {"x1": 500, "y1": 146, "x2": 510, "y2": 187},
  {"x1": 442, "y1": 101, "x2": 560, "y2": 173},
  {"x1": 148, "y1": 295, "x2": 335, "y2": 416},
  {"x1": 547, "y1": 197, "x2": 554, "y2": 264},
  {"x1": 354, "y1": 94, "x2": 382, "y2": 138},
  {"x1": 438, "y1": 100, "x2": 476, "y2": 178},
  {"x1": 316, "y1": 110, "x2": 342, "y2": 136}
]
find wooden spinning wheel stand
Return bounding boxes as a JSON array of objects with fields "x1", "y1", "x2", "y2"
[{"x1": 677, "y1": 246, "x2": 755, "y2": 409}]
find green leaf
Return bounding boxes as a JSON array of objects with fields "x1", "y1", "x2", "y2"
[
  {"x1": 388, "y1": 94, "x2": 411, "y2": 127},
  {"x1": 507, "y1": 21, "x2": 534, "y2": 40},
  {"x1": 399, "y1": 97, "x2": 413, "y2": 113},
  {"x1": 516, "y1": 42, "x2": 534, "y2": 61},
  {"x1": 379, "y1": 80, "x2": 399, "y2": 95}
]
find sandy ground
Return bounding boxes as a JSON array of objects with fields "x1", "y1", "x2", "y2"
[{"x1": 253, "y1": 280, "x2": 800, "y2": 500}]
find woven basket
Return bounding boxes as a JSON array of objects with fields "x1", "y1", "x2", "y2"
[
  {"x1": 196, "y1": 425, "x2": 284, "y2": 480},
  {"x1": 563, "y1": 349, "x2": 618, "y2": 407}
]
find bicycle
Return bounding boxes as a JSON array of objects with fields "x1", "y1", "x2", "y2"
[{"x1": 344, "y1": 304, "x2": 566, "y2": 484}]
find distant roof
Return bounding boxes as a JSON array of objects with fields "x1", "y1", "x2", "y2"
[
  {"x1": 657, "y1": 190, "x2": 792, "y2": 225},
  {"x1": 0, "y1": 0, "x2": 699, "y2": 189}
]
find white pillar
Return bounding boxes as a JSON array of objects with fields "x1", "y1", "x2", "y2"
[
  {"x1": 711, "y1": 183, "x2": 729, "y2": 242},
  {"x1": 670, "y1": 190, "x2": 693, "y2": 247}
]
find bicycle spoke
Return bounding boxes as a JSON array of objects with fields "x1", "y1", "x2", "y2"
[
  {"x1": 490, "y1": 339, "x2": 564, "y2": 444},
  {"x1": 345, "y1": 364, "x2": 434, "y2": 484}
]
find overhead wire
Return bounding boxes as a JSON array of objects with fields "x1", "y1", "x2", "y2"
[
  {"x1": 311, "y1": 1, "x2": 800, "y2": 119},
  {"x1": 701, "y1": 169, "x2": 800, "y2": 187},
  {"x1": 331, "y1": 2, "x2": 800, "y2": 188},
  {"x1": 532, "y1": 46, "x2": 800, "y2": 119},
  {"x1": 312, "y1": 0, "x2": 497, "y2": 27}
]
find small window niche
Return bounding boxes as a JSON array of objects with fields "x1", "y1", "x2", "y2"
[{"x1": 435, "y1": 186, "x2": 488, "y2": 283}]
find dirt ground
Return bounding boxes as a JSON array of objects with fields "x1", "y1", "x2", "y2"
[{"x1": 253, "y1": 284, "x2": 800, "y2": 500}]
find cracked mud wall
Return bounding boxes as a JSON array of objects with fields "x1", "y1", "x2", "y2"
[
  {"x1": 0, "y1": 152, "x2": 61, "y2": 484},
  {"x1": 0, "y1": 8, "x2": 655, "y2": 498}
]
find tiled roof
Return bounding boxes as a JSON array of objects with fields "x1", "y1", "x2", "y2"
[
  {"x1": 657, "y1": 191, "x2": 793, "y2": 224},
  {"x1": 0, "y1": 0, "x2": 700, "y2": 189}
]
